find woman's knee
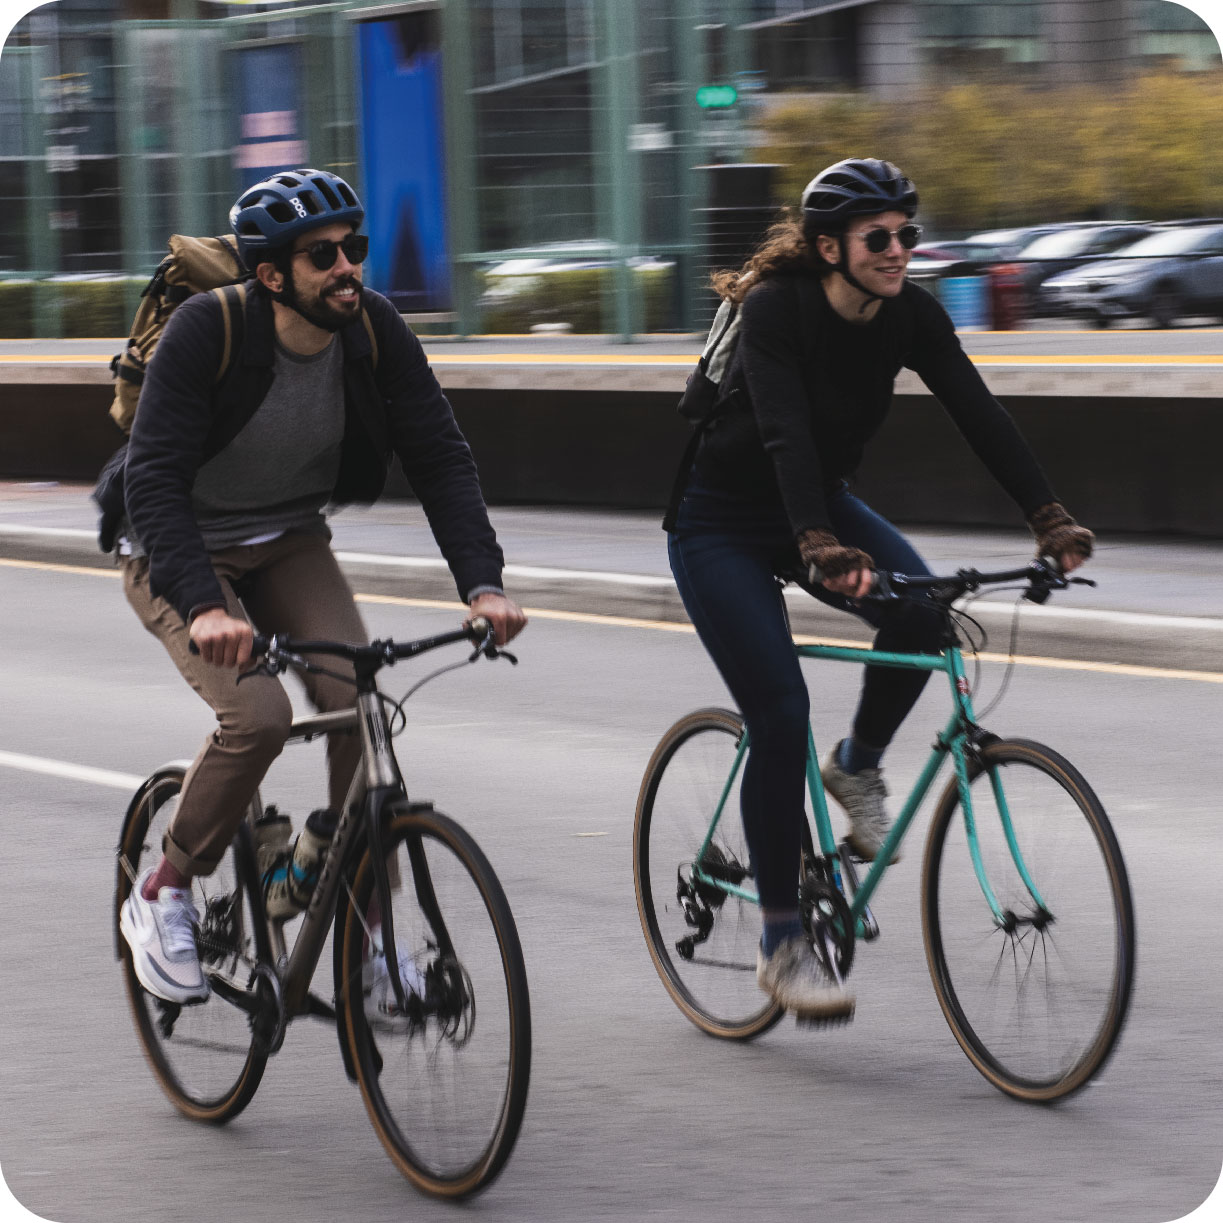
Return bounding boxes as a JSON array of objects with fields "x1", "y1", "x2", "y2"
[{"x1": 744, "y1": 682, "x2": 810, "y2": 744}]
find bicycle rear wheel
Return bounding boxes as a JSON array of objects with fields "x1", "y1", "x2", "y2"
[
  {"x1": 115, "y1": 768, "x2": 267, "y2": 1122},
  {"x1": 634, "y1": 709, "x2": 784, "y2": 1040},
  {"x1": 338, "y1": 804, "x2": 531, "y2": 1199},
  {"x1": 921, "y1": 739, "x2": 1135, "y2": 1102}
]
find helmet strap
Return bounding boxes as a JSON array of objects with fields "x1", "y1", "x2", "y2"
[{"x1": 834, "y1": 235, "x2": 881, "y2": 315}]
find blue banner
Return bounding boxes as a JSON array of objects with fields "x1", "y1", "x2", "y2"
[{"x1": 356, "y1": 11, "x2": 452, "y2": 313}]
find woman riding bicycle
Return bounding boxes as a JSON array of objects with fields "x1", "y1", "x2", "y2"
[{"x1": 666, "y1": 157, "x2": 1094, "y2": 1021}]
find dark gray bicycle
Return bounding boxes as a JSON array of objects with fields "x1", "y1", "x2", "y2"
[{"x1": 114, "y1": 618, "x2": 530, "y2": 1199}]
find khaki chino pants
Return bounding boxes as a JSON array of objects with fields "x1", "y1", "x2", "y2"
[{"x1": 123, "y1": 530, "x2": 367, "y2": 877}]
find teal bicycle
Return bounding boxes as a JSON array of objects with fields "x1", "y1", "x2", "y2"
[{"x1": 634, "y1": 560, "x2": 1135, "y2": 1103}]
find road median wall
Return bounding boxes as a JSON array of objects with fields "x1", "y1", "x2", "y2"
[{"x1": 1, "y1": 361, "x2": 1218, "y2": 535}]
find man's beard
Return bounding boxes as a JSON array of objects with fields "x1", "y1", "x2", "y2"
[{"x1": 277, "y1": 268, "x2": 361, "y2": 332}]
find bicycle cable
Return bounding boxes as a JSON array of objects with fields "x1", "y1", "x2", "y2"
[{"x1": 386, "y1": 657, "x2": 484, "y2": 739}]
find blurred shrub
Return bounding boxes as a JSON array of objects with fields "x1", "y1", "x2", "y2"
[
  {"x1": 480, "y1": 264, "x2": 674, "y2": 333},
  {"x1": 57, "y1": 278, "x2": 132, "y2": 338},
  {"x1": 756, "y1": 72, "x2": 1223, "y2": 232},
  {"x1": 0, "y1": 281, "x2": 35, "y2": 338},
  {"x1": 0, "y1": 277, "x2": 136, "y2": 338}
]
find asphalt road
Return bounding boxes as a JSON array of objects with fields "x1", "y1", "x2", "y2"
[{"x1": 1, "y1": 556, "x2": 1221, "y2": 1223}]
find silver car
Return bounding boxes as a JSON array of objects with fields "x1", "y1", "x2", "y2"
[{"x1": 1040, "y1": 223, "x2": 1223, "y2": 327}]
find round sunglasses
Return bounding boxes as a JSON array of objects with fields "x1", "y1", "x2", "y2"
[
  {"x1": 850, "y1": 224, "x2": 923, "y2": 254},
  {"x1": 291, "y1": 233, "x2": 370, "y2": 271}
]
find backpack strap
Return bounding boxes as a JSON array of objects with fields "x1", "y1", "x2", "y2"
[
  {"x1": 211, "y1": 282, "x2": 247, "y2": 383},
  {"x1": 663, "y1": 278, "x2": 815, "y2": 534},
  {"x1": 361, "y1": 306, "x2": 379, "y2": 371}
]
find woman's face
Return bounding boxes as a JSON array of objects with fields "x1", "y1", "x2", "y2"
[{"x1": 822, "y1": 209, "x2": 914, "y2": 299}]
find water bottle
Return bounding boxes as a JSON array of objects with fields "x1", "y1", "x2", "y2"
[
  {"x1": 254, "y1": 806, "x2": 292, "y2": 908},
  {"x1": 271, "y1": 807, "x2": 338, "y2": 919}
]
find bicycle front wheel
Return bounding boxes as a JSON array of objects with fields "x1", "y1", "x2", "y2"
[
  {"x1": 338, "y1": 805, "x2": 531, "y2": 1199},
  {"x1": 115, "y1": 768, "x2": 267, "y2": 1122},
  {"x1": 634, "y1": 709, "x2": 784, "y2": 1041},
  {"x1": 921, "y1": 739, "x2": 1135, "y2": 1102}
]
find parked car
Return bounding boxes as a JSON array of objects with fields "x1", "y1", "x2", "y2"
[
  {"x1": 1040, "y1": 223, "x2": 1223, "y2": 327},
  {"x1": 1018, "y1": 224, "x2": 1156, "y2": 314}
]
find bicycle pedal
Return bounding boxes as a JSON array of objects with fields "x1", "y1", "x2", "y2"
[{"x1": 795, "y1": 1007, "x2": 855, "y2": 1030}]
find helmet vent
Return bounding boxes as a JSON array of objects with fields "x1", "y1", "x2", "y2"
[
  {"x1": 298, "y1": 190, "x2": 322, "y2": 216},
  {"x1": 336, "y1": 182, "x2": 358, "y2": 207},
  {"x1": 265, "y1": 201, "x2": 295, "y2": 223},
  {"x1": 313, "y1": 177, "x2": 341, "y2": 210}
]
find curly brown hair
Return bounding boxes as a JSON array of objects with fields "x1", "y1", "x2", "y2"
[{"x1": 709, "y1": 212, "x2": 831, "y2": 304}]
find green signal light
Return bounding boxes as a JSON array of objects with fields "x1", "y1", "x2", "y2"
[{"x1": 696, "y1": 85, "x2": 738, "y2": 109}]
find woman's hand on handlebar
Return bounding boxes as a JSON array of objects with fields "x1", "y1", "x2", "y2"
[
  {"x1": 821, "y1": 567, "x2": 875, "y2": 600},
  {"x1": 796, "y1": 528, "x2": 875, "y2": 601},
  {"x1": 188, "y1": 608, "x2": 254, "y2": 669},
  {"x1": 467, "y1": 591, "x2": 528, "y2": 646}
]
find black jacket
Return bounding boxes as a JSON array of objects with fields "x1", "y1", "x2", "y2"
[
  {"x1": 118, "y1": 284, "x2": 503, "y2": 623},
  {"x1": 691, "y1": 275, "x2": 1056, "y2": 534}
]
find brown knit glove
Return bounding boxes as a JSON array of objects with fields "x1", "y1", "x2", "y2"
[
  {"x1": 1027, "y1": 502, "x2": 1094, "y2": 565},
  {"x1": 797, "y1": 528, "x2": 874, "y2": 585}
]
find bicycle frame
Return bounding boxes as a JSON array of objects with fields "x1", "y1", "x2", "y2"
[
  {"x1": 690, "y1": 638, "x2": 1038, "y2": 936},
  {"x1": 234, "y1": 683, "x2": 446, "y2": 1029}
]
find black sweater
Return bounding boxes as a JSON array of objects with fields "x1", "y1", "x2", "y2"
[
  {"x1": 125, "y1": 285, "x2": 504, "y2": 623},
  {"x1": 691, "y1": 274, "x2": 1056, "y2": 535}
]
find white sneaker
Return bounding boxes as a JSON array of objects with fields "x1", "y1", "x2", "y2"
[
  {"x1": 756, "y1": 935, "x2": 855, "y2": 1021},
  {"x1": 821, "y1": 744, "x2": 900, "y2": 863},
  {"x1": 363, "y1": 928, "x2": 427, "y2": 1028},
  {"x1": 120, "y1": 869, "x2": 210, "y2": 1004}
]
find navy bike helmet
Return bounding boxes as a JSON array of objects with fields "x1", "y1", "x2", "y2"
[
  {"x1": 229, "y1": 169, "x2": 365, "y2": 270},
  {"x1": 800, "y1": 158, "x2": 917, "y2": 233}
]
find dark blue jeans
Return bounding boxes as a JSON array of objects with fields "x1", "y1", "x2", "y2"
[{"x1": 668, "y1": 485, "x2": 944, "y2": 912}]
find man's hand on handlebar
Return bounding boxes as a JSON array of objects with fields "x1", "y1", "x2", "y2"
[
  {"x1": 467, "y1": 591, "x2": 527, "y2": 647},
  {"x1": 189, "y1": 608, "x2": 254, "y2": 669}
]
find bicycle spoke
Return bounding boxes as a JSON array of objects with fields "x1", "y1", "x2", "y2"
[
  {"x1": 923, "y1": 740, "x2": 1134, "y2": 1101},
  {"x1": 635, "y1": 710, "x2": 784, "y2": 1041},
  {"x1": 116, "y1": 771, "x2": 266, "y2": 1121}
]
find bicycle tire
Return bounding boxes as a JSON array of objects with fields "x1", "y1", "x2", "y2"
[
  {"x1": 921, "y1": 738, "x2": 1135, "y2": 1102},
  {"x1": 634, "y1": 708, "x2": 784, "y2": 1041},
  {"x1": 115, "y1": 767, "x2": 267, "y2": 1122},
  {"x1": 338, "y1": 804, "x2": 531, "y2": 1199}
]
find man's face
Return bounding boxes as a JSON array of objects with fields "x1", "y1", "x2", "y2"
[
  {"x1": 275, "y1": 221, "x2": 365, "y2": 331},
  {"x1": 836, "y1": 209, "x2": 914, "y2": 298}
]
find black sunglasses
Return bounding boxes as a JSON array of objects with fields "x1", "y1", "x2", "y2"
[
  {"x1": 292, "y1": 233, "x2": 369, "y2": 271},
  {"x1": 852, "y1": 224, "x2": 923, "y2": 254}
]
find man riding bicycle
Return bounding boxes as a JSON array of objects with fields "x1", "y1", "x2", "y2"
[{"x1": 118, "y1": 168, "x2": 525, "y2": 1006}]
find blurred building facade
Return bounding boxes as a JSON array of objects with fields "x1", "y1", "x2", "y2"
[{"x1": 0, "y1": 0, "x2": 1217, "y2": 335}]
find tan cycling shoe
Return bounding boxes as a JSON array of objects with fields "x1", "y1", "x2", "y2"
[
  {"x1": 756, "y1": 934, "x2": 855, "y2": 1021},
  {"x1": 821, "y1": 743, "x2": 900, "y2": 863}
]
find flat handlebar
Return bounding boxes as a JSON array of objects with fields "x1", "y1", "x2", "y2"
[
  {"x1": 867, "y1": 558, "x2": 1094, "y2": 607},
  {"x1": 187, "y1": 616, "x2": 504, "y2": 670}
]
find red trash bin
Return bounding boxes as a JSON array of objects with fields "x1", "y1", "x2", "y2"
[{"x1": 989, "y1": 263, "x2": 1026, "y2": 331}]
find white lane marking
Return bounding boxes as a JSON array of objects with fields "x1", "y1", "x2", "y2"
[
  {"x1": 1, "y1": 532, "x2": 1220, "y2": 631},
  {"x1": 336, "y1": 550, "x2": 675, "y2": 587},
  {"x1": 0, "y1": 524, "x2": 95, "y2": 539},
  {"x1": 0, "y1": 750, "x2": 142, "y2": 790}
]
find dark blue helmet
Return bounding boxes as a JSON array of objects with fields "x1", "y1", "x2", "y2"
[
  {"x1": 800, "y1": 158, "x2": 918, "y2": 232},
  {"x1": 229, "y1": 169, "x2": 364, "y2": 269}
]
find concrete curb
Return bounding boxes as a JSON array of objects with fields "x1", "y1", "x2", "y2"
[{"x1": 4, "y1": 525, "x2": 1221, "y2": 676}]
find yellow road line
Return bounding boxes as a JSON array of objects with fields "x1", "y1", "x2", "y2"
[
  {"x1": 3, "y1": 352, "x2": 1223, "y2": 367},
  {"x1": 970, "y1": 354, "x2": 1223, "y2": 365},
  {"x1": 5, "y1": 557, "x2": 1223, "y2": 685}
]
